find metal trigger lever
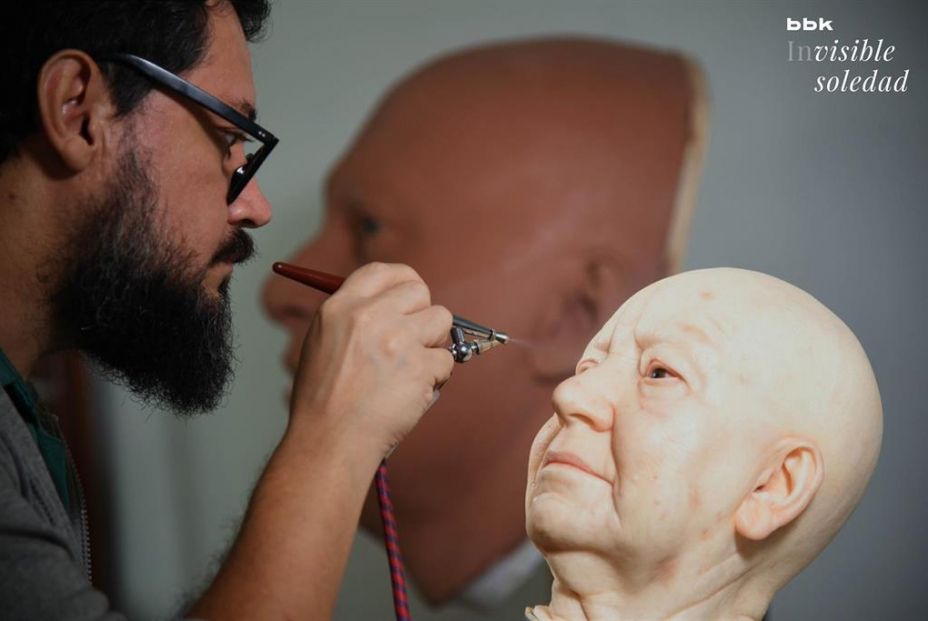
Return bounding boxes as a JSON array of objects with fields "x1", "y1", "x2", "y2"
[{"x1": 448, "y1": 318, "x2": 509, "y2": 363}]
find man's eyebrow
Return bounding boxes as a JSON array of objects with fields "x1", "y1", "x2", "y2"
[{"x1": 231, "y1": 99, "x2": 257, "y2": 122}]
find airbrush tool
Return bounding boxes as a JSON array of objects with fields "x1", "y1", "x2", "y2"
[
  {"x1": 271, "y1": 262, "x2": 509, "y2": 363},
  {"x1": 270, "y1": 261, "x2": 509, "y2": 621}
]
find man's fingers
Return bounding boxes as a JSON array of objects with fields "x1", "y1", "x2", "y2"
[
  {"x1": 407, "y1": 305, "x2": 454, "y2": 347},
  {"x1": 367, "y1": 279, "x2": 434, "y2": 317},
  {"x1": 339, "y1": 262, "x2": 423, "y2": 298},
  {"x1": 425, "y1": 347, "x2": 455, "y2": 389}
]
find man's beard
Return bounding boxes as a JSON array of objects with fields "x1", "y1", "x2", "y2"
[{"x1": 51, "y1": 148, "x2": 255, "y2": 416}]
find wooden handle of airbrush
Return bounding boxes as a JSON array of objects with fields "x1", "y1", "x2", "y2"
[{"x1": 272, "y1": 262, "x2": 345, "y2": 295}]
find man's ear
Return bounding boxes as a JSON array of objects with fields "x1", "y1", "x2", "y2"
[
  {"x1": 734, "y1": 439, "x2": 824, "y2": 541},
  {"x1": 36, "y1": 50, "x2": 114, "y2": 172},
  {"x1": 527, "y1": 253, "x2": 628, "y2": 382}
]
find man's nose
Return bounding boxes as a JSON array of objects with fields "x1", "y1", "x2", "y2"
[
  {"x1": 228, "y1": 179, "x2": 272, "y2": 228},
  {"x1": 551, "y1": 371, "x2": 614, "y2": 433}
]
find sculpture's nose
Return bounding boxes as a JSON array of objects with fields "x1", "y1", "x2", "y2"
[{"x1": 551, "y1": 371, "x2": 614, "y2": 433}]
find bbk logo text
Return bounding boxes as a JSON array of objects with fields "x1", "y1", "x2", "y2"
[{"x1": 787, "y1": 18, "x2": 833, "y2": 31}]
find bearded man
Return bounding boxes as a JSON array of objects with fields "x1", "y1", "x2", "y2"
[{"x1": 0, "y1": 2, "x2": 453, "y2": 619}]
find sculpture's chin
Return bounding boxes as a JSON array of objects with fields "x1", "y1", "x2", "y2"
[{"x1": 527, "y1": 503, "x2": 588, "y2": 554}]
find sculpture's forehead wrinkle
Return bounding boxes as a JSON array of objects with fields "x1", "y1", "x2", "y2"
[
  {"x1": 632, "y1": 268, "x2": 869, "y2": 408},
  {"x1": 595, "y1": 268, "x2": 819, "y2": 373},
  {"x1": 596, "y1": 279, "x2": 661, "y2": 351},
  {"x1": 629, "y1": 275, "x2": 741, "y2": 352}
]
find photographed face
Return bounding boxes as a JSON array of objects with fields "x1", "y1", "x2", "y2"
[
  {"x1": 261, "y1": 86, "x2": 567, "y2": 378},
  {"x1": 261, "y1": 53, "x2": 688, "y2": 546},
  {"x1": 260, "y1": 74, "x2": 580, "y2": 529},
  {"x1": 526, "y1": 277, "x2": 767, "y2": 563}
]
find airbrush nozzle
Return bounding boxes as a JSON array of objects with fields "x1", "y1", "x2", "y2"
[
  {"x1": 472, "y1": 336, "x2": 505, "y2": 356},
  {"x1": 475, "y1": 328, "x2": 509, "y2": 352}
]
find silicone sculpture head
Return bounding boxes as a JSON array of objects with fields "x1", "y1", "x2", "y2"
[
  {"x1": 263, "y1": 37, "x2": 707, "y2": 602},
  {"x1": 525, "y1": 268, "x2": 883, "y2": 621}
]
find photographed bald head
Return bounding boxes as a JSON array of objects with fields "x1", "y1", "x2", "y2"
[
  {"x1": 263, "y1": 36, "x2": 708, "y2": 604},
  {"x1": 526, "y1": 268, "x2": 883, "y2": 620}
]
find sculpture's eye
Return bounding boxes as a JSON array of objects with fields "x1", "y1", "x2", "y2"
[
  {"x1": 640, "y1": 357, "x2": 687, "y2": 397},
  {"x1": 645, "y1": 362, "x2": 678, "y2": 380}
]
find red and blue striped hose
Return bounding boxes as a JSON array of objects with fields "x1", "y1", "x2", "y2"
[{"x1": 375, "y1": 460, "x2": 412, "y2": 621}]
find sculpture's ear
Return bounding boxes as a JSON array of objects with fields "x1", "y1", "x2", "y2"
[
  {"x1": 734, "y1": 439, "x2": 824, "y2": 540},
  {"x1": 527, "y1": 253, "x2": 627, "y2": 382}
]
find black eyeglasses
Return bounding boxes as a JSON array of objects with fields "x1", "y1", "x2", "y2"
[{"x1": 97, "y1": 53, "x2": 278, "y2": 204}]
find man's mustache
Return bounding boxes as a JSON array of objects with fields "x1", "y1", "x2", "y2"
[{"x1": 212, "y1": 229, "x2": 255, "y2": 266}]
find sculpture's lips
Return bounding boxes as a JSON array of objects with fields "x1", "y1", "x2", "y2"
[{"x1": 543, "y1": 451, "x2": 612, "y2": 484}]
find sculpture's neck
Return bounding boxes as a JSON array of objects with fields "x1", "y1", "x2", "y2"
[
  {"x1": 527, "y1": 598, "x2": 760, "y2": 621},
  {"x1": 531, "y1": 550, "x2": 768, "y2": 621}
]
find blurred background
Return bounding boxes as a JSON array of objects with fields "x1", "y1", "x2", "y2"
[{"x1": 87, "y1": 1, "x2": 927, "y2": 619}]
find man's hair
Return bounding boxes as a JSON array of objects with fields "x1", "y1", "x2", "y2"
[{"x1": 0, "y1": 0, "x2": 270, "y2": 164}]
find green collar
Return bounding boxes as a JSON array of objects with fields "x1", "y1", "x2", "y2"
[
  {"x1": 0, "y1": 347, "x2": 71, "y2": 507},
  {"x1": 0, "y1": 347, "x2": 37, "y2": 410}
]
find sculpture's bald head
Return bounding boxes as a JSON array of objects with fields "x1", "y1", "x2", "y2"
[
  {"x1": 627, "y1": 270, "x2": 882, "y2": 565},
  {"x1": 264, "y1": 37, "x2": 707, "y2": 602},
  {"x1": 526, "y1": 268, "x2": 882, "y2": 618}
]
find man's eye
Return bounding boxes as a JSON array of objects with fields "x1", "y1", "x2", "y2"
[{"x1": 222, "y1": 130, "x2": 251, "y2": 153}]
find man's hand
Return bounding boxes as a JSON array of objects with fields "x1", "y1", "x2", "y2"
[
  {"x1": 189, "y1": 263, "x2": 454, "y2": 620},
  {"x1": 289, "y1": 262, "x2": 454, "y2": 456}
]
